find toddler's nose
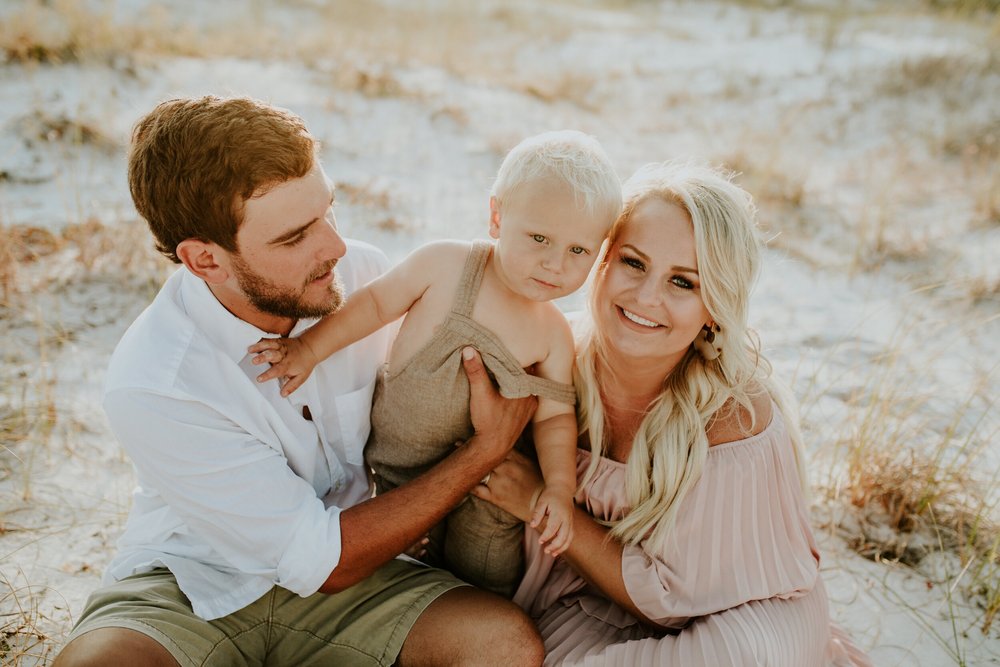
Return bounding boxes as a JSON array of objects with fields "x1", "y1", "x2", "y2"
[{"x1": 541, "y1": 249, "x2": 564, "y2": 273}]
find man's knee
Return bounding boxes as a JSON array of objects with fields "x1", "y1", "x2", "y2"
[
  {"x1": 53, "y1": 627, "x2": 179, "y2": 667},
  {"x1": 400, "y1": 587, "x2": 543, "y2": 666},
  {"x1": 484, "y1": 601, "x2": 544, "y2": 666}
]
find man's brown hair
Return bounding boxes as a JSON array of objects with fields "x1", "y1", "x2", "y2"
[{"x1": 128, "y1": 96, "x2": 317, "y2": 263}]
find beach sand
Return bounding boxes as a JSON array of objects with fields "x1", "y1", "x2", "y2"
[{"x1": 1, "y1": 1, "x2": 998, "y2": 664}]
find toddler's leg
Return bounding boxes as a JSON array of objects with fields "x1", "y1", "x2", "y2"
[{"x1": 443, "y1": 496, "x2": 524, "y2": 598}]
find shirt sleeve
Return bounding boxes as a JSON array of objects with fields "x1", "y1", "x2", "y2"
[
  {"x1": 104, "y1": 387, "x2": 342, "y2": 598},
  {"x1": 621, "y1": 425, "x2": 821, "y2": 627}
]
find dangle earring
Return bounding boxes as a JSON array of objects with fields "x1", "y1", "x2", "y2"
[{"x1": 693, "y1": 323, "x2": 723, "y2": 361}]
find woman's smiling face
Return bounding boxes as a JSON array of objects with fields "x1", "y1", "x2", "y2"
[{"x1": 593, "y1": 196, "x2": 711, "y2": 367}]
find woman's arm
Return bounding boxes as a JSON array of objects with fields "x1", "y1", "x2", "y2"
[{"x1": 472, "y1": 450, "x2": 656, "y2": 625}]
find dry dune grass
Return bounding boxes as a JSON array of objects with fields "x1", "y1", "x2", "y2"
[
  {"x1": 806, "y1": 329, "x2": 1000, "y2": 635},
  {"x1": 0, "y1": 219, "x2": 167, "y2": 306},
  {"x1": 2, "y1": 0, "x2": 999, "y2": 663}
]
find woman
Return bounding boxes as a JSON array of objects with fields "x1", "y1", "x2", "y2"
[{"x1": 473, "y1": 163, "x2": 871, "y2": 666}]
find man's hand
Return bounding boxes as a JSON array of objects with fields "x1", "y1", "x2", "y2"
[{"x1": 461, "y1": 347, "x2": 536, "y2": 463}]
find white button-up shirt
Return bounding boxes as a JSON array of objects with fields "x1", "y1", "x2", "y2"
[{"x1": 102, "y1": 240, "x2": 392, "y2": 620}]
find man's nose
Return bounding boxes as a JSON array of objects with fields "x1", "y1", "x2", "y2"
[{"x1": 318, "y1": 218, "x2": 347, "y2": 262}]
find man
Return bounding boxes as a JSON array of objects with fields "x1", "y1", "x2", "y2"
[{"x1": 54, "y1": 96, "x2": 542, "y2": 666}]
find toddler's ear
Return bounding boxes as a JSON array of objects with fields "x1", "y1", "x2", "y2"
[{"x1": 488, "y1": 196, "x2": 501, "y2": 239}]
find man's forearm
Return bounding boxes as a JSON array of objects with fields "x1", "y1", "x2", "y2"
[
  {"x1": 320, "y1": 347, "x2": 536, "y2": 593},
  {"x1": 320, "y1": 434, "x2": 504, "y2": 592}
]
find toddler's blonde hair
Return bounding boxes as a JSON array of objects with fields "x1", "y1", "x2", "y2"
[{"x1": 491, "y1": 130, "x2": 621, "y2": 225}]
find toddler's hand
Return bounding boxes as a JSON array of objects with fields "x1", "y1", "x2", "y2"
[
  {"x1": 530, "y1": 487, "x2": 574, "y2": 557},
  {"x1": 247, "y1": 337, "x2": 319, "y2": 396}
]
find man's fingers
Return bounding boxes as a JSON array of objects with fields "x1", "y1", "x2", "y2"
[
  {"x1": 470, "y1": 483, "x2": 491, "y2": 501},
  {"x1": 461, "y1": 346, "x2": 489, "y2": 401}
]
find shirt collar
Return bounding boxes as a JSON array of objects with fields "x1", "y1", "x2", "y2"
[{"x1": 178, "y1": 268, "x2": 317, "y2": 364}]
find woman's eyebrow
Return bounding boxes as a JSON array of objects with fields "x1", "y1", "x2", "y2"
[
  {"x1": 622, "y1": 243, "x2": 698, "y2": 274},
  {"x1": 621, "y1": 243, "x2": 649, "y2": 260}
]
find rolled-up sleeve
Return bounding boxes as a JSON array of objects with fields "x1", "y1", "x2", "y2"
[{"x1": 104, "y1": 388, "x2": 342, "y2": 598}]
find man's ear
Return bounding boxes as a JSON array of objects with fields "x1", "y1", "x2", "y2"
[
  {"x1": 176, "y1": 239, "x2": 230, "y2": 284},
  {"x1": 488, "y1": 196, "x2": 501, "y2": 240}
]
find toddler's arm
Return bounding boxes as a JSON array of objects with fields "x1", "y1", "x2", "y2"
[
  {"x1": 249, "y1": 241, "x2": 453, "y2": 396},
  {"x1": 528, "y1": 313, "x2": 578, "y2": 556}
]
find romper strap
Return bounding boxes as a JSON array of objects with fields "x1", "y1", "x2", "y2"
[
  {"x1": 451, "y1": 240, "x2": 493, "y2": 318},
  {"x1": 522, "y1": 375, "x2": 577, "y2": 406}
]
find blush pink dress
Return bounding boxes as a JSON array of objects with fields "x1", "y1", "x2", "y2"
[{"x1": 512, "y1": 407, "x2": 872, "y2": 666}]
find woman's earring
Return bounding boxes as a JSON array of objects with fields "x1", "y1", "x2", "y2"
[{"x1": 694, "y1": 323, "x2": 723, "y2": 361}]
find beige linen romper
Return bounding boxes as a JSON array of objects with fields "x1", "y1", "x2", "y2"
[{"x1": 366, "y1": 240, "x2": 576, "y2": 597}]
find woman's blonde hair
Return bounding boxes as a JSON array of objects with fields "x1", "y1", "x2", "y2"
[{"x1": 575, "y1": 162, "x2": 807, "y2": 554}]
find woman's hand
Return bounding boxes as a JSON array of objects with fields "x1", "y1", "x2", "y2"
[{"x1": 470, "y1": 449, "x2": 545, "y2": 524}]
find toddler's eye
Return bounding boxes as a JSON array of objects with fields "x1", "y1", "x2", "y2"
[
  {"x1": 532, "y1": 234, "x2": 546, "y2": 243},
  {"x1": 570, "y1": 246, "x2": 586, "y2": 255}
]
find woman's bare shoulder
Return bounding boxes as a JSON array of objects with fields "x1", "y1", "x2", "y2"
[{"x1": 705, "y1": 381, "x2": 773, "y2": 447}]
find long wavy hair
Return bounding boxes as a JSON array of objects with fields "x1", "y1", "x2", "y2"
[{"x1": 575, "y1": 162, "x2": 807, "y2": 554}]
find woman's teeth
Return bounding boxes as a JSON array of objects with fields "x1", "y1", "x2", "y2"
[{"x1": 622, "y1": 309, "x2": 659, "y2": 328}]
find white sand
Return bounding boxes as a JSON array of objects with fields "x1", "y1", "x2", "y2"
[{"x1": 1, "y1": 1, "x2": 997, "y2": 664}]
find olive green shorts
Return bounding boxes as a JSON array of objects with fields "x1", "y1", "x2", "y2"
[{"x1": 66, "y1": 560, "x2": 467, "y2": 666}]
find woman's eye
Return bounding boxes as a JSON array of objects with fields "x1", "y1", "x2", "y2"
[
  {"x1": 621, "y1": 256, "x2": 644, "y2": 271},
  {"x1": 570, "y1": 246, "x2": 586, "y2": 255},
  {"x1": 532, "y1": 234, "x2": 546, "y2": 243},
  {"x1": 671, "y1": 276, "x2": 695, "y2": 290}
]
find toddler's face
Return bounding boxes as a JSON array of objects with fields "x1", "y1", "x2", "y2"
[{"x1": 490, "y1": 178, "x2": 611, "y2": 302}]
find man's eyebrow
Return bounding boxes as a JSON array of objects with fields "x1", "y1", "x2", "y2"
[
  {"x1": 267, "y1": 220, "x2": 315, "y2": 245},
  {"x1": 267, "y1": 193, "x2": 334, "y2": 245}
]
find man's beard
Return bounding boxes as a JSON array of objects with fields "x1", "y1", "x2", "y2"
[{"x1": 230, "y1": 254, "x2": 345, "y2": 320}]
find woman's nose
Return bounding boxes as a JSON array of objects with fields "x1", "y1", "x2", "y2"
[{"x1": 635, "y1": 275, "x2": 661, "y2": 306}]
